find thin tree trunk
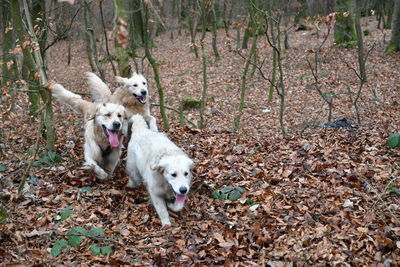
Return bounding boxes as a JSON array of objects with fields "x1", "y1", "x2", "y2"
[
  {"x1": 142, "y1": 0, "x2": 169, "y2": 130},
  {"x1": 84, "y1": 0, "x2": 105, "y2": 80},
  {"x1": 2, "y1": 0, "x2": 18, "y2": 112},
  {"x1": 198, "y1": 0, "x2": 208, "y2": 129},
  {"x1": 99, "y1": 0, "x2": 117, "y2": 76},
  {"x1": 211, "y1": 0, "x2": 220, "y2": 60},
  {"x1": 114, "y1": 0, "x2": 131, "y2": 77},
  {"x1": 234, "y1": 35, "x2": 257, "y2": 132},
  {"x1": 12, "y1": 0, "x2": 56, "y2": 151},
  {"x1": 188, "y1": 0, "x2": 199, "y2": 58},
  {"x1": 386, "y1": 0, "x2": 400, "y2": 52}
]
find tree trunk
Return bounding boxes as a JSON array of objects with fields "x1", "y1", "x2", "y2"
[
  {"x1": 234, "y1": 35, "x2": 257, "y2": 132},
  {"x1": 211, "y1": 0, "x2": 220, "y2": 60},
  {"x1": 386, "y1": 0, "x2": 400, "y2": 52},
  {"x1": 187, "y1": 0, "x2": 199, "y2": 58},
  {"x1": 334, "y1": 0, "x2": 357, "y2": 47},
  {"x1": 222, "y1": 0, "x2": 233, "y2": 51},
  {"x1": 142, "y1": 0, "x2": 169, "y2": 130},
  {"x1": 198, "y1": 0, "x2": 208, "y2": 129},
  {"x1": 2, "y1": 1, "x2": 18, "y2": 87},
  {"x1": 11, "y1": 0, "x2": 56, "y2": 152},
  {"x1": 114, "y1": 0, "x2": 131, "y2": 77},
  {"x1": 84, "y1": 0, "x2": 105, "y2": 80}
]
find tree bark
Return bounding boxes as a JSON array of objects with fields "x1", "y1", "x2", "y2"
[
  {"x1": 198, "y1": 0, "x2": 208, "y2": 129},
  {"x1": 114, "y1": 0, "x2": 131, "y2": 77},
  {"x1": 84, "y1": 0, "x2": 105, "y2": 80},
  {"x1": 386, "y1": 0, "x2": 400, "y2": 52},
  {"x1": 12, "y1": 0, "x2": 56, "y2": 151},
  {"x1": 234, "y1": 35, "x2": 257, "y2": 132},
  {"x1": 334, "y1": 0, "x2": 357, "y2": 47},
  {"x1": 211, "y1": 0, "x2": 220, "y2": 60},
  {"x1": 142, "y1": 0, "x2": 169, "y2": 130}
]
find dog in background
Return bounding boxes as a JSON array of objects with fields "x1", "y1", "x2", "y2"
[
  {"x1": 85, "y1": 72, "x2": 158, "y2": 131},
  {"x1": 126, "y1": 115, "x2": 193, "y2": 226},
  {"x1": 50, "y1": 83, "x2": 128, "y2": 180}
]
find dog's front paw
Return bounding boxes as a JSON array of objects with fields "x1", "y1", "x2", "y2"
[
  {"x1": 95, "y1": 168, "x2": 109, "y2": 180},
  {"x1": 160, "y1": 218, "x2": 171, "y2": 227}
]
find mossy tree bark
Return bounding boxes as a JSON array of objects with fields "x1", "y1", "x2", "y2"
[
  {"x1": 334, "y1": 0, "x2": 357, "y2": 47},
  {"x1": 11, "y1": 0, "x2": 55, "y2": 152},
  {"x1": 211, "y1": 0, "x2": 221, "y2": 60},
  {"x1": 386, "y1": 0, "x2": 400, "y2": 53},
  {"x1": 198, "y1": 0, "x2": 208, "y2": 129},
  {"x1": 142, "y1": 0, "x2": 169, "y2": 130}
]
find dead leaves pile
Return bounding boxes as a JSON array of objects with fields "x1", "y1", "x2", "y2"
[{"x1": 1, "y1": 113, "x2": 399, "y2": 265}]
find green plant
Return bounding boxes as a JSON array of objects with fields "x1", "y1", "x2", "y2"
[
  {"x1": 387, "y1": 133, "x2": 400, "y2": 148},
  {"x1": 0, "y1": 207, "x2": 7, "y2": 225},
  {"x1": 33, "y1": 151, "x2": 62, "y2": 167},
  {"x1": 363, "y1": 29, "x2": 371, "y2": 36},
  {"x1": 51, "y1": 208, "x2": 113, "y2": 257},
  {"x1": 51, "y1": 226, "x2": 113, "y2": 257},
  {"x1": 181, "y1": 97, "x2": 201, "y2": 110},
  {"x1": 385, "y1": 182, "x2": 400, "y2": 197},
  {"x1": 212, "y1": 186, "x2": 246, "y2": 201}
]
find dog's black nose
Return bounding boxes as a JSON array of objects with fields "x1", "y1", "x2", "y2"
[
  {"x1": 112, "y1": 121, "x2": 121, "y2": 130},
  {"x1": 179, "y1": 186, "x2": 187, "y2": 194},
  {"x1": 141, "y1": 90, "x2": 147, "y2": 96}
]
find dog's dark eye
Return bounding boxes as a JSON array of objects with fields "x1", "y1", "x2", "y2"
[
  {"x1": 171, "y1": 173, "x2": 177, "y2": 177},
  {"x1": 143, "y1": 82, "x2": 146, "y2": 85},
  {"x1": 184, "y1": 172, "x2": 188, "y2": 176},
  {"x1": 117, "y1": 113, "x2": 122, "y2": 118},
  {"x1": 133, "y1": 84, "x2": 138, "y2": 87},
  {"x1": 105, "y1": 113, "x2": 111, "y2": 117}
]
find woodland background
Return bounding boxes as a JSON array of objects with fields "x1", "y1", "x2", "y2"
[{"x1": 0, "y1": 0, "x2": 400, "y2": 265}]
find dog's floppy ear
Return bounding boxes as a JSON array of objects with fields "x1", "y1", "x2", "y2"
[
  {"x1": 187, "y1": 158, "x2": 194, "y2": 169},
  {"x1": 151, "y1": 156, "x2": 168, "y2": 173},
  {"x1": 115, "y1": 76, "x2": 129, "y2": 85}
]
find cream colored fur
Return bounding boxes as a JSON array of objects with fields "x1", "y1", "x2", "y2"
[
  {"x1": 50, "y1": 83, "x2": 128, "y2": 180},
  {"x1": 126, "y1": 115, "x2": 193, "y2": 226},
  {"x1": 85, "y1": 72, "x2": 158, "y2": 131}
]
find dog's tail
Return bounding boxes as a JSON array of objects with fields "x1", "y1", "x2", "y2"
[
  {"x1": 85, "y1": 72, "x2": 112, "y2": 103},
  {"x1": 50, "y1": 82, "x2": 94, "y2": 115},
  {"x1": 130, "y1": 114, "x2": 149, "y2": 132}
]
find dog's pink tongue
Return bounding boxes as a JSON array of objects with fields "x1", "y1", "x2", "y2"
[
  {"x1": 175, "y1": 194, "x2": 187, "y2": 203},
  {"x1": 107, "y1": 130, "x2": 120, "y2": 147}
]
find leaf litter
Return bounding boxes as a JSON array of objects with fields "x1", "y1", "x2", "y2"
[{"x1": 1, "y1": 18, "x2": 400, "y2": 265}]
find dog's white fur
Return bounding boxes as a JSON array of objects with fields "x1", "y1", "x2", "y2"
[
  {"x1": 126, "y1": 115, "x2": 193, "y2": 226},
  {"x1": 85, "y1": 72, "x2": 158, "y2": 131},
  {"x1": 50, "y1": 83, "x2": 128, "y2": 180}
]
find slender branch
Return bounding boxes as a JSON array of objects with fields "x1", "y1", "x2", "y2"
[
  {"x1": 43, "y1": 6, "x2": 83, "y2": 54},
  {"x1": 99, "y1": 0, "x2": 117, "y2": 76},
  {"x1": 18, "y1": 118, "x2": 43, "y2": 196}
]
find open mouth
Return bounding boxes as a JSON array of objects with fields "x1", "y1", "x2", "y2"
[
  {"x1": 167, "y1": 184, "x2": 188, "y2": 203},
  {"x1": 134, "y1": 94, "x2": 146, "y2": 104},
  {"x1": 175, "y1": 194, "x2": 187, "y2": 203},
  {"x1": 102, "y1": 125, "x2": 120, "y2": 147}
]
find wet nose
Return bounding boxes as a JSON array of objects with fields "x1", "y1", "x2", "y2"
[
  {"x1": 179, "y1": 186, "x2": 187, "y2": 194},
  {"x1": 112, "y1": 121, "x2": 121, "y2": 130},
  {"x1": 141, "y1": 90, "x2": 147, "y2": 96}
]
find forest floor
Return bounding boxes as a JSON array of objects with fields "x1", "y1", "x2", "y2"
[{"x1": 1, "y1": 17, "x2": 400, "y2": 265}]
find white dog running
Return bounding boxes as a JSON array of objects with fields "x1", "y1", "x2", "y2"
[
  {"x1": 126, "y1": 115, "x2": 193, "y2": 226},
  {"x1": 50, "y1": 83, "x2": 128, "y2": 180},
  {"x1": 85, "y1": 72, "x2": 158, "y2": 131}
]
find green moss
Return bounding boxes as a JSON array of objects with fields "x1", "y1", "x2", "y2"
[
  {"x1": 181, "y1": 97, "x2": 201, "y2": 110},
  {"x1": 385, "y1": 43, "x2": 399, "y2": 53}
]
